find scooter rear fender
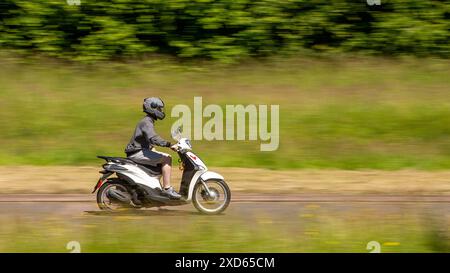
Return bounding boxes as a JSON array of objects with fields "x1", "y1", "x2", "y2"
[{"x1": 92, "y1": 171, "x2": 113, "y2": 193}]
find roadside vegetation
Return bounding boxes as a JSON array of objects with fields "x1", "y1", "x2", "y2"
[
  {"x1": 0, "y1": 203, "x2": 447, "y2": 252},
  {"x1": 0, "y1": 55, "x2": 449, "y2": 169}
]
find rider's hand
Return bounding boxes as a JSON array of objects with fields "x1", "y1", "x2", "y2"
[{"x1": 170, "y1": 144, "x2": 179, "y2": 151}]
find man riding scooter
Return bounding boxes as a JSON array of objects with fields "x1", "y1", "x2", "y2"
[{"x1": 124, "y1": 97, "x2": 181, "y2": 199}]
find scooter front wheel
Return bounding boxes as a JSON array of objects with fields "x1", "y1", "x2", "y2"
[{"x1": 192, "y1": 179, "x2": 231, "y2": 215}]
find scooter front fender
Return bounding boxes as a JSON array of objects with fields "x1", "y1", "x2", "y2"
[
  {"x1": 185, "y1": 171, "x2": 225, "y2": 201},
  {"x1": 199, "y1": 171, "x2": 224, "y2": 181}
]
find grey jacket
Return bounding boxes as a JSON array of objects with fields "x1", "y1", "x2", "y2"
[{"x1": 125, "y1": 115, "x2": 171, "y2": 155}]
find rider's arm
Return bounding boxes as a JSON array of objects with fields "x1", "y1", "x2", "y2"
[
  {"x1": 141, "y1": 121, "x2": 171, "y2": 147},
  {"x1": 150, "y1": 135, "x2": 172, "y2": 147}
]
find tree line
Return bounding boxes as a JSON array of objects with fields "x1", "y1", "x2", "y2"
[{"x1": 0, "y1": 0, "x2": 448, "y2": 62}]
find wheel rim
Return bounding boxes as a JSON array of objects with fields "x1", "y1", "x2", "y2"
[
  {"x1": 194, "y1": 180, "x2": 228, "y2": 213},
  {"x1": 100, "y1": 184, "x2": 129, "y2": 210}
]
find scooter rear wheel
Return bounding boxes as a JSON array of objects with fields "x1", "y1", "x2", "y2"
[
  {"x1": 192, "y1": 179, "x2": 231, "y2": 215},
  {"x1": 97, "y1": 179, "x2": 131, "y2": 211}
]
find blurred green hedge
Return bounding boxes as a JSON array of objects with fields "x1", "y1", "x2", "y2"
[{"x1": 1, "y1": 0, "x2": 449, "y2": 61}]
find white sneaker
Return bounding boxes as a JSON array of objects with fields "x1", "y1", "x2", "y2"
[{"x1": 162, "y1": 186, "x2": 182, "y2": 199}]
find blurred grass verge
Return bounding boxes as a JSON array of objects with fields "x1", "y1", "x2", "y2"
[
  {"x1": 0, "y1": 54, "x2": 449, "y2": 170},
  {"x1": 0, "y1": 204, "x2": 447, "y2": 253}
]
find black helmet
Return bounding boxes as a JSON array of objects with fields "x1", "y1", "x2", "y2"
[{"x1": 143, "y1": 97, "x2": 165, "y2": 120}]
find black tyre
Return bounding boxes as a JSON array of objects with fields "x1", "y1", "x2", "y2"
[
  {"x1": 96, "y1": 178, "x2": 130, "y2": 211},
  {"x1": 192, "y1": 179, "x2": 231, "y2": 215}
]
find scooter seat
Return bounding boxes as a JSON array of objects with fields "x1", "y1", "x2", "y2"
[
  {"x1": 97, "y1": 156, "x2": 135, "y2": 165},
  {"x1": 97, "y1": 156, "x2": 162, "y2": 176}
]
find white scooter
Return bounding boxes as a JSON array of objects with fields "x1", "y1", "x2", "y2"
[{"x1": 92, "y1": 127, "x2": 231, "y2": 215}]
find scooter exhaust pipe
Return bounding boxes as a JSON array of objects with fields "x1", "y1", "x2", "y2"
[{"x1": 107, "y1": 188, "x2": 132, "y2": 203}]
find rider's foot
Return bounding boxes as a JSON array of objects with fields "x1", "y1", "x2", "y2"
[{"x1": 162, "y1": 186, "x2": 182, "y2": 199}]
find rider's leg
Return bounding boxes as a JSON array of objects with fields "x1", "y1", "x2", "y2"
[
  {"x1": 159, "y1": 154, "x2": 181, "y2": 198},
  {"x1": 128, "y1": 149, "x2": 181, "y2": 198},
  {"x1": 161, "y1": 155, "x2": 172, "y2": 189}
]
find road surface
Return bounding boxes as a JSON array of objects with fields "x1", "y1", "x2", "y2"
[{"x1": 0, "y1": 194, "x2": 448, "y2": 252}]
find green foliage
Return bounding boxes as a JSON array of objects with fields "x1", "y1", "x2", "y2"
[{"x1": 0, "y1": 0, "x2": 449, "y2": 62}]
